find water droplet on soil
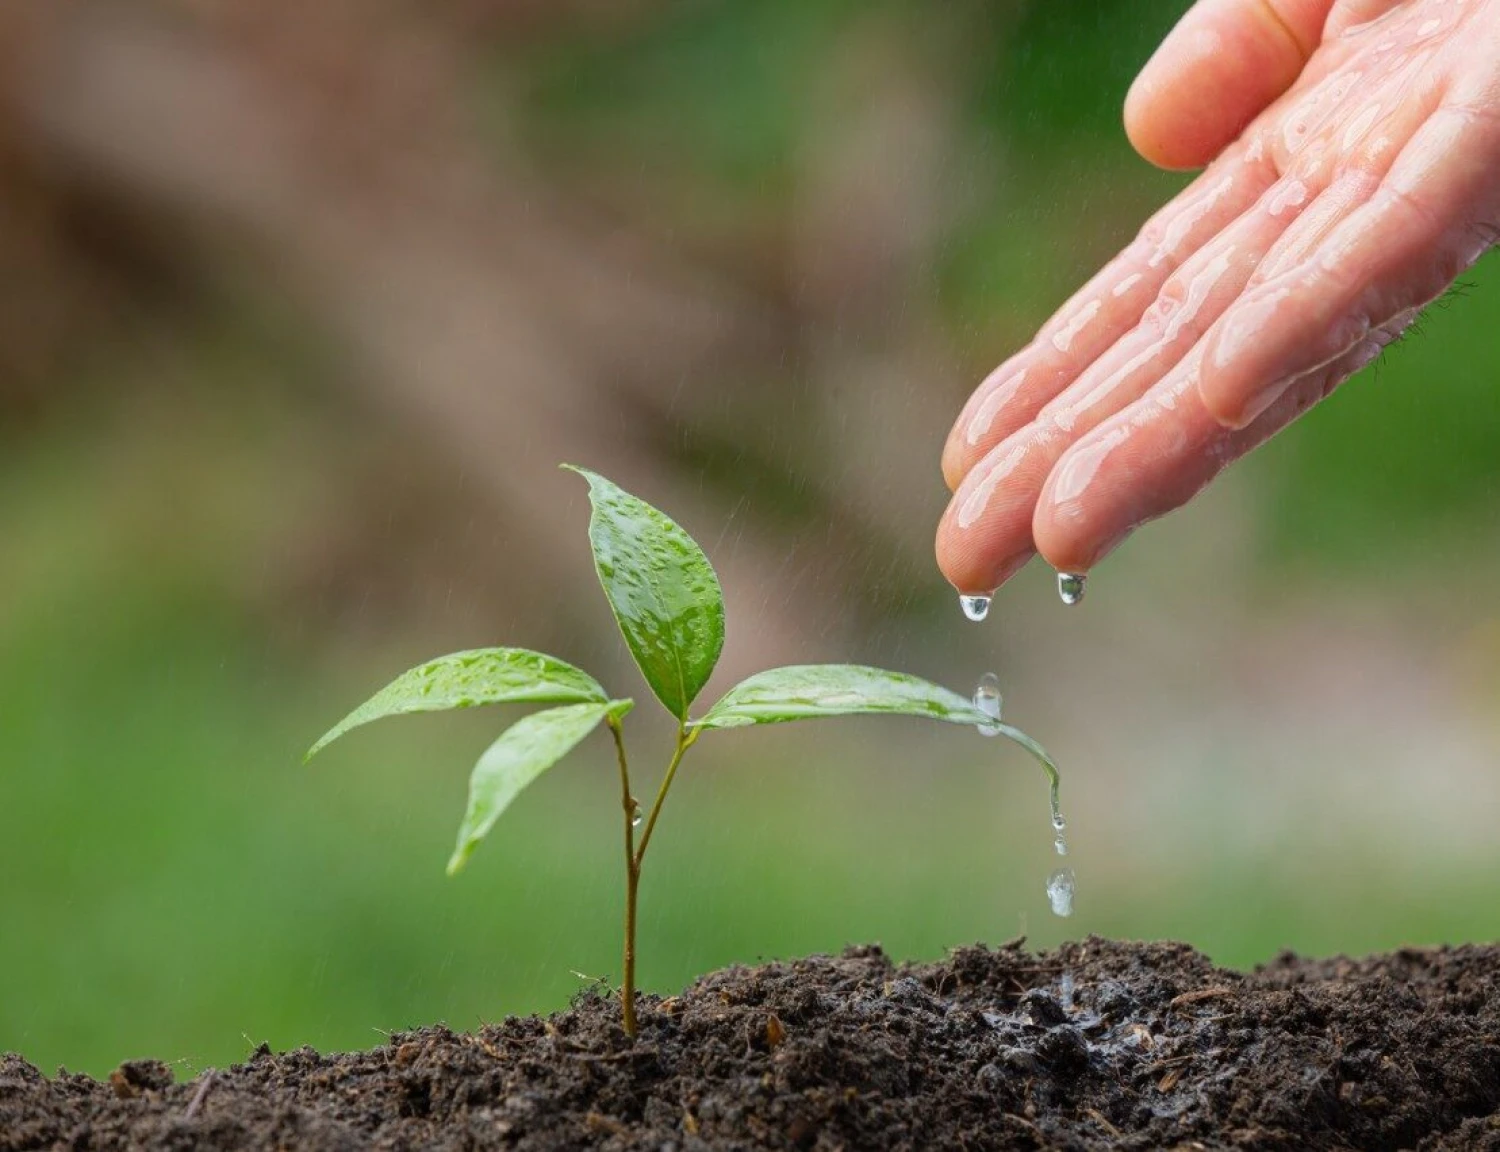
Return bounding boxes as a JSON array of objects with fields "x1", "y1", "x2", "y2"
[
  {"x1": 959, "y1": 593, "x2": 993, "y2": 622},
  {"x1": 1047, "y1": 868, "x2": 1076, "y2": 918},
  {"x1": 973, "y1": 672, "x2": 1003, "y2": 736},
  {"x1": 1057, "y1": 572, "x2": 1087, "y2": 605}
]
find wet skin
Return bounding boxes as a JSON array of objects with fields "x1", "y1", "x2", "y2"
[{"x1": 936, "y1": 0, "x2": 1500, "y2": 595}]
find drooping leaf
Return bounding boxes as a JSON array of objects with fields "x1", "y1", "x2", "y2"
[
  {"x1": 693, "y1": 664, "x2": 1059, "y2": 803},
  {"x1": 565, "y1": 466, "x2": 724, "y2": 720},
  {"x1": 447, "y1": 699, "x2": 633, "y2": 874},
  {"x1": 306, "y1": 648, "x2": 607, "y2": 760},
  {"x1": 693, "y1": 664, "x2": 995, "y2": 729}
]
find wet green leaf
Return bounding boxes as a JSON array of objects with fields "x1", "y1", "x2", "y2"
[
  {"x1": 565, "y1": 466, "x2": 724, "y2": 720},
  {"x1": 694, "y1": 663, "x2": 1060, "y2": 806},
  {"x1": 694, "y1": 664, "x2": 992, "y2": 728},
  {"x1": 447, "y1": 699, "x2": 633, "y2": 874},
  {"x1": 306, "y1": 648, "x2": 607, "y2": 760}
]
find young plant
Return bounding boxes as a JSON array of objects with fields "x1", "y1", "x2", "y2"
[{"x1": 307, "y1": 466, "x2": 1059, "y2": 1037}]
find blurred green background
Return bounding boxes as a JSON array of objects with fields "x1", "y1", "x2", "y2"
[{"x1": 3, "y1": 0, "x2": 1498, "y2": 1079}]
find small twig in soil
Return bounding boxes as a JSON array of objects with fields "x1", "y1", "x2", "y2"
[
  {"x1": 584, "y1": 1111, "x2": 626, "y2": 1135},
  {"x1": 1000, "y1": 1112, "x2": 1048, "y2": 1142},
  {"x1": 1084, "y1": 1107, "x2": 1122, "y2": 1138},
  {"x1": 1168, "y1": 987, "x2": 1234, "y2": 1010},
  {"x1": 183, "y1": 1071, "x2": 216, "y2": 1121}
]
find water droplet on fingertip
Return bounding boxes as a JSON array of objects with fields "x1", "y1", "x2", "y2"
[
  {"x1": 1057, "y1": 572, "x2": 1087, "y2": 605},
  {"x1": 959, "y1": 593, "x2": 993, "y2": 622}
]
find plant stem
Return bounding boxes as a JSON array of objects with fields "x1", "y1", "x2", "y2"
[
  {"x1": 634, "y1": 724, "x2": 696, "y2": 868},
  {"x1": 608, "y1": 717, "x2": 639, "y2": 1038},
  {"x1": 613, "y1": 722, "x2": 699, "y2": 1040}
]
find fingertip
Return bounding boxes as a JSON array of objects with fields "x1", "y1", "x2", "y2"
[
  {"x1": 935, "y1": 510, "x2": 1035, "y2": 598},
  {"x1": 1125, "y1": 69, "x2": 1220, "y2": 172},
  {"x1": 1031, "y1": 499, "x2": 1122, "y2": 578},
  {"x1": 1196, "y1": 373, "x2": 1264, "y2": 429},
  {"x1": 1125, "y1": 0, "x2": 1324, "y2": 172},
  {"x1": 1031, "y1": 429, "x2": 1137, "y2": 574}
]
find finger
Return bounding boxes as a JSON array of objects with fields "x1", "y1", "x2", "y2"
[
  {"x1": 935, "y1": 164, "x2": 1315, "y2": 594},
  {"x1": 1038, "y1": 173, "x2": 1315, "y2": 435},
  {"x1": 1125, "y1": 0, "x2": 1337, "y2": 170},
  {"x1": 937, "y1": 424, "x2": 1063, "y2": 595},
  {"x1": 1250, "y1": 33, "x2": 1444, "y2": 276},
  {"x1": 1199, "y1": 102, "x2": 1500, "y2": 429},
  {"x1": 1032, "y1": 321, "x2": 1402, "y2": 575},
  {"x1": 942, "y1": 148, "x2": 1275, "y2": 490}
]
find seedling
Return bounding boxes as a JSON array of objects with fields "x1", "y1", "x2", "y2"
[{"x1": 308, "y1": 466, "x2": 1059, "y2": 1037}]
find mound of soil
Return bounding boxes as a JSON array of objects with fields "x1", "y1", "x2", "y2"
[{"x1": 4, "y1": 937, "x2": 1498, "y2": 1151}]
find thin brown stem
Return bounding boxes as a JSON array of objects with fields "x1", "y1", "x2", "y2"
[
  {"x1": 633, "y1": 724, "x2": 697, "y2": 869},
  {"x1": 608, "y1": 716, "x2": 639, "y2": 1038},
  {"x1": 612, "y1": 722, "x2": 699, "y2": 1040}
]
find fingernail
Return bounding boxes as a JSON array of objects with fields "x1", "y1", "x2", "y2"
[{"x1": 1209, "y1": 372, "x2": 1296, "y2": 430}]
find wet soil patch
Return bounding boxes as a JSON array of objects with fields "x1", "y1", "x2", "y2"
[{"x1": 4, "y1": 937, "x2": 1499, "y2": 1150}]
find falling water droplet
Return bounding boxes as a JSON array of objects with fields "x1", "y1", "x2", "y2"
[
  {"x1": 959, "y1": 593, "x2": 993, "y2": 622},
  {"x1": 1047, "y1": 868, "x2": 1076, "y2": 917},
  {"x1": 1057, "y1": 572, "x2": 1087, "y2": 606},
  {"x1": 1054, "y1": 836, "x2": 1068, "y2": 856},
  {"x1": 1051, "y1": 813, "x2": 1066, "y2": 832},
  {"x1": 631, "y1": 802, "x2": 643, "y2": 829},
  {"x1": 972, "y1": 672, "x2": 1003, "y2": 736},
  {"x1": 1058, "y1": 971, "x2": 1076, "y2": 1012}
]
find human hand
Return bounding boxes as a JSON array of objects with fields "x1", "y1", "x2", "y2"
[{"x1": 937, "y1": 0, "x2": 1500, "y2": 599}]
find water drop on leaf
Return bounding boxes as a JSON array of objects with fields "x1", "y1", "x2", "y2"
[{"x1": 972, "y1": 673, "x2": 1003, "y2": 736}]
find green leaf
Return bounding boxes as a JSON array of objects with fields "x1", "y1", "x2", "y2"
[
  {"x1": 694, "y1": 663, "x2": 1060, "y2": 812},
  {"x1": 565, "y1": 465, "x2": 725, "y2": 720},
  {"x1": 447, "y1": 699, "x2": 633, "y2": 874},
  {"x1": 306, "y1": 648, "x2": 608, "y2": 760},
  {"x1": 693, "y1": 664, "x2": 996, "y2": 728}
]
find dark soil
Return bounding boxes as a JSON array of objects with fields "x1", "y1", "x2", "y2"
[{"x1": 4, "y1": 938, "x2": 1499, "y2": 1151}]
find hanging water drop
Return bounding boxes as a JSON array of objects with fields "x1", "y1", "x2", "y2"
[
  {"x1": 1046, "y1": 868, "x2": 1076, "y2": 918},
  {"x1": 958, "y1": 593, "x2": 993, "y2": 622},
  {"x1": 972, "y1": 672, "x2": 1003, "y2": 736},
  {"x1": 630, "y1": 801, "x2": 643, "y2": 829},
  {"x1": 1052, "y1": 809, "x2": 1068, "y2": 855},
  {"x1": 1057, "y1": 572, "x2": 1086, "y2": 605}
]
